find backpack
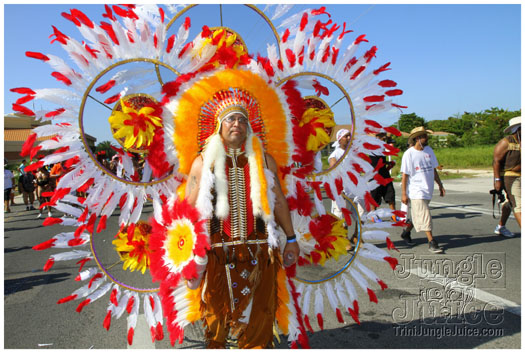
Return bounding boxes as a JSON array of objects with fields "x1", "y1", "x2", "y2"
[{"x1": 21, "y1": 173, "x2": 35, "y2": 192}]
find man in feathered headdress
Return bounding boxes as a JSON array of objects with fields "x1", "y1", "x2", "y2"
[{"x1": 184, "y1": 93, "x2": 300, "y2": 348}]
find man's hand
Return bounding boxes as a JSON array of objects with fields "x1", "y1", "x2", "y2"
[
  {"x1": 401, "y1": 193, "x2": 409, "y2": 205},
  {"x1": 283, "y1": 241, "x2": 300, "y2": 267},
  {"x1": 439, "y1": 184, "x2": 445, "y2": 197},
  {"x1": 494, "y1": 179, "x2": 503, "y2": 192}
]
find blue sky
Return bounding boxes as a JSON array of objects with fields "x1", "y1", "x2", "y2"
[{"x1": 3, "y1": 3, "x2": 521, "y2": 141}]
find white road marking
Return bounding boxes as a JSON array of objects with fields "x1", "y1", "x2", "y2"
[
  {"x1": 430, "y1": 200, "x2": 516, "y2": 219},
  {"x1": 409, "y1": 268, "x2": 521, "y2": 317},
  {"x1": 128, "y1": 314, "x2": 155, "y2": 349}
]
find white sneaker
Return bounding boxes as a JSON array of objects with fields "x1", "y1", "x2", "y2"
[
  {"x1": 494, "y1": 225, "x2": 515, "y2": 238},
  {"x1": 37, "y1": 213, "x2": 42, "y2": 219}
]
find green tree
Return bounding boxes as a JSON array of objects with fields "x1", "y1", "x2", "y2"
[{"x1": 397, "y1": 113, "x2": 425, "y2": 133}]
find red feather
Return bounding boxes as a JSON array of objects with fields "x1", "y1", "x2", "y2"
[
  {"x1": 24, "y1": 160, "x2": 44, "y2": 172},
  {"x1": 346, "y1": 171, "x2": 358, "y2": 185},
  {"x1": 96, "y1": 215, "x2": 107, "y2": 233},
  {"x1": 95, "y1": 80, "x2": 116, "y2": 94},
  {"x1": 323, "y1": 182, "x2": 335, "y2": 201},
  {"x1": 377, "y1": 279, "x2": 388, "y2": 290},
  {"x1": 51, "y1": 72, "x2": 72, "y2": 86},
  {"x1": 385, "y1": 89, "x2": 403, "y2": 96},
  {"x1": 348, "y1": 306, "x2": 360, "y2": 325},
  {"x1": 285, "y1": 48, "x2": 296, "y2": 67},
  {"x1": 30, "y1": 146, "x2": 42, "y2": 161},
  {"x1": 20, "y1": 133, "x2": 37, "y2": 157},
  {"x1": 282, "y1": 28, "x2": 290, "y2": 43},
  {"x1": 383, "y1": 126, "x2": 401, "y2": 137},
  {"x1": 386, "y1": 237, "x2": 399, "y2": 252},
  {"x1": 110, "y1": 289, "x2": 119, "y2": 306},
  {"x1": 383, "y1": 256, "x2": 399, "y2": 270},
  {"x1": 360, "y1": 150, "x2": 374, "y2": 161},
  {"x1": 316, "y1": 313, "x2": 324, "y2": 330},
  {"x1": 26, "y1": 51, "x2": 50, "y2": 61},
  {"x1": 374, "y1": 173, "x2": 393, "y2": 186},
  {"x1": 391, "y1": 103, "x2": 408, "y2": 109},
  {"x1": 364, "y1": 119, "x2": 382, "y2": 128},
  {"x1": 68, "y1": 238, "x2": 86, "y2": 247},
  {"x1": 308, "y1": 181, "x2": 323, "y2": 201},
  {"x1": 33, "y1": 238, "x2": 56, "y2": 251},
  {"x1": 77, "y1": 178, "x2": 95, "y2": 193},
  {"x1": 127, "y1": 327, "x2": 134, "y2": 346},
  {"x1": 363, "y1": 95, "x2": 385, "y2": 103},
  {"x1": 57, "y1": 294, "x2": 77, "y2": 304},
  {"x1": 76, "y1": 299, "x2": 91, "y2": 313},
  {"x1": 86, "y1": 213, "x2": 97, "y2": 234},
  {"x1": 100, "y1": 21, "x2": 119, "y2": 45},
  {"x1": 373, "y1": 62, "x2": 391, "y2": 75},
  {"x1": 126, "y1": 295, "x2": 135, "y2": 314},
  {"x1": 340, "y1": 207, "x2": 353, "y2": 226},
  {"x1": 71, "y1": 9, "x2": 94, "y2": 28},
  {"x1": 304, "y1": 314, "x2": 314, "y2": 333},
  {"x1": 43, "y1": 217, "x2": 63, "y2": 226},
  {"x1": 334, "y1": 177, "x2": 344, "y2": 195},
  {"x1": 12, "y1": 103, "x2": 35, "y2": 116},
  {"x1": 43, "y1": 257, "x2": 55, "y2": 272},
  {"x1": 88, "y1": 273, "x2": 103, "y2": 288},
  {"x1": 104, "y1": 93, "x2": 121, "y2": 104},
  {"x1": 364, "y1": 191, "x2": 379, "y2": 212},
  {"x1": 378, "y1": 79, "x2": 397, "y2": 88},
  {"x1": 363, "y1": 142, "x2": 381, "y2": 150},
  {"x1": 103, "y1": 310, "x2": 112, "y2": 331},
  {"x1": 335, "y1": 308, "x2": 344, "y2": 323},
  {"x1": 166, "y1": 34, "x2": 175, "y2": 53},
  {"x1": 45, "y1": 108, "x2": 66, "y2": 118},
  {"x1": 15, "y1": 95, "x2": 35, "y2": 105},
  {"x1": 78, "y1": 207, "x2": 89, "y2": 223},
  {"x1": 367, "y1": 288, "x2": 378, "y2": 303},
  {"x1": 155, "y1": 322, "x2": 164, "y2": 341}
]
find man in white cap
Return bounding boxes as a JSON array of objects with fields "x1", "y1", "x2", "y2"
[
  {"x1": 493, "y1": 116, "x2": 521, "y2": 237},
  {"x1": 328, "y1": 128, "x2": 351, "y2": 168},
  {"x1": 399, "y1": 126, "x2": 445, "y2": 253}
]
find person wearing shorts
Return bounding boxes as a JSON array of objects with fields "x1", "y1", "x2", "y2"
[
  {"x1": 493, "y1": 116, "x2": 521, "y2": 237},
  {"x1": 399, "y1": 126, "x2": 445, "y2": 253}
]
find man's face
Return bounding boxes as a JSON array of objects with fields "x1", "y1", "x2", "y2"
[
  {"x1": 338, "y1": 133, "x2": 351, "y2": 149},
  {"x1": 417, "y1": 134, "x2": 429, "y2": 146},
  {"x1": 220, "y1": 113, "x2": 249, "y2": 148}
]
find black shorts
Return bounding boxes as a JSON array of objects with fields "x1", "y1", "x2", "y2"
[
  {"x1": 370, "y1": 182, "x2": 395, "y2": 205},
  {"x1": 4, "y1": 188, "x2": 12, "y2": 200}
]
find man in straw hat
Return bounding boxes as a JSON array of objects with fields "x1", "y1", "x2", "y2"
[
  {"x1": 493, "y1": 116, "x2": 521, "y2": 237},
  {"x1": 399, "y1": 126, "x2": 445, "y2": 253}
]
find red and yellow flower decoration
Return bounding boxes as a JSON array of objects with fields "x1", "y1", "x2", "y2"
[
  {"x1": 108, "y1": 97, "x2": 163, "y2": 150},
  {"x1": 112, "y1": 221, "x2": 152, "y2": 274},
  {"x1": 301, "y1": 214, "x2": 350, "y2": 266},
  {"x1": 148, "y1": 198, "x2": 210, "y2": 283}
]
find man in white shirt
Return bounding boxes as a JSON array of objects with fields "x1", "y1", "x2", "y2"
[{"x1": 400, "y1": 126, "x2": 445, "y2": 253}]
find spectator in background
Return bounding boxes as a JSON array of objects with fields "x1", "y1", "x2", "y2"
[
  {"x1": 49, "y1": 162, "x2": 64, "y2": 189},
  {"x1": 19, "y1": 168, "x2": 36, "y2": 211},
  {"x1": 4, "y1": 159, "x2": 15, "y2": 213},
  {"x1": 36, "y1": 167, "x2": 53, "y2": 218},
  {"x1": 400, "y1": 126, "x2": 445, "y2": 253},
  {"x1": 493, "y1": 116, "x2": 521, "y2": 237},
  {"x1": 369, "y1": 132, "x2": 398, "y2": 222}
]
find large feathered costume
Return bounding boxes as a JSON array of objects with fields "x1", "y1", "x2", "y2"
[{"x1": 17, "y1": 4, "x2": 406, "y2": 348}]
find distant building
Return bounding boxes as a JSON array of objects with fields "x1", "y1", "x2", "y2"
[{"x1": 4, "y1": 113, "x2": 96, "y2": 164}]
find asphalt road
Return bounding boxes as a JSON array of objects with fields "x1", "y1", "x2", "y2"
[{"x1": 3, "y1": 176, "x2": 521, "y2": 349}]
